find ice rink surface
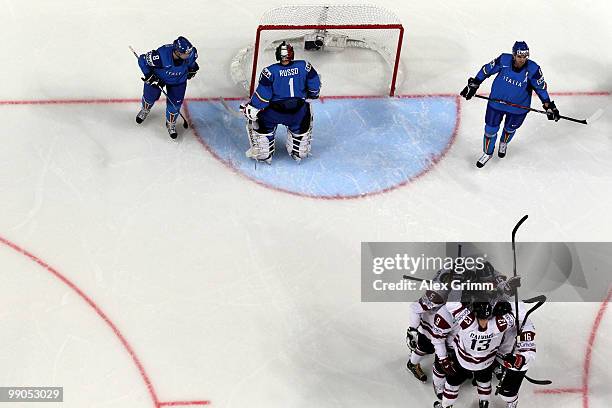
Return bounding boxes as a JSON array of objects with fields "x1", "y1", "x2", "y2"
[{"x1": 1, "y1": 0, "x2": 611, "y2": 407}]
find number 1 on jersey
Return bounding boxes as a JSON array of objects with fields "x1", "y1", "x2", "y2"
[{"x1": 288, "y1": 77, "x2": 294, "y2": 97}]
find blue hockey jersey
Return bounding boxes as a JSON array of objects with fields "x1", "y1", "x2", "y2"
[
  {"x1": 475, "y1": 53, "x2": 551, "y2": 114},
  {"x1": 250, "y1": 60, "x2": 321, "y2": 110},
  {"x1": 138, "y1": 44, "x2": 198, "y2": 85}
]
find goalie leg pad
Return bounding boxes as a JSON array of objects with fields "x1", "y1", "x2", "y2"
[
  {"x1": 246, "y1": 121, "x2": 276, "y2": 163},
  {"x1": 286, "y1": 105, "x2": 313, "y2": 161}
]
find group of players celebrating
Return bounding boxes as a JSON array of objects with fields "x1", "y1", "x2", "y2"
[
  {"x1": 406, "y1": 263, "x2": 535, "y2": 408},
  {"x1": 132, "y1": 37, "x2": 559, "y2": 166}
]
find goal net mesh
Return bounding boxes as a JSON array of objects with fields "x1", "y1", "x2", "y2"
[{"x1": 231, "y1": 5, "x2": 405, "y2": 97}]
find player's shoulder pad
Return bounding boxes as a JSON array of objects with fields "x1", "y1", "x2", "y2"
[
  {"x1": 495, "y1": 313, "x2": 515, "y2": 332},
  {"x1": 304, "y1": 60, "x2": 313, "y2": 72},
  {"x1": 262, "y1": 66, "x2": 274, "y2": 79},
  {"x1": 526, "y1": 60, "x2": 542, "y2": 77},
  {"x1": 519, "y1": 330, "x2": 536, "y2": 342},
  {"x1": 144, "y1": 49, "x2": 164, "y2": 68},
  {"x1": 499, "y1": 53, "x2": 513, "y2": 65},
  {"x1": 433, "y1": 311, "x2": 452, "y2": 330}
]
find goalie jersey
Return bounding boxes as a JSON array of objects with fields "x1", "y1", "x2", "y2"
[{"x1": 250, "y1": 60, "x2": 321, "y2": 111}]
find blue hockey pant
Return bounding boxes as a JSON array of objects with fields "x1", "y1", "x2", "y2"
[
  {"x1": 256, "y1": 102, "x2": 312, "y2": 136},
  {"x1": 142, "y1": 82, "x2": 187, "y2": 122},
  {"x1": 482, "y1": 106, "x2": 528, "y2": 154}
]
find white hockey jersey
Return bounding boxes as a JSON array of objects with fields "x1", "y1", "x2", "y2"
[
  {"x1": 446, "y1": 302, "x2": 516, "y2": 371},
  {"x1": 497, "y1": 302, "x2": 537, "y2": 371}
]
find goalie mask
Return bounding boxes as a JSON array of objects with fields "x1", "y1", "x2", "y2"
[{"x1": 275, "y1": 41, "x2": 295, "y2": 62}]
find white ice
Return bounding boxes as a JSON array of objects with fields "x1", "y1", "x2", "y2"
[{"x1": 0, "y1": 0, "x2": 611, "y2": 407}]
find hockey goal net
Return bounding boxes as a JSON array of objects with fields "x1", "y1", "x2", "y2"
[{"x1": 231, "y1": 5, "x2": 405, "y2": 97}]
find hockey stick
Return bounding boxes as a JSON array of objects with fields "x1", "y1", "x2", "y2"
[
  {"x1": 507, "y1": 218, "x2": 553, "y2": 386},
  {"x1": 520, "y1": 295, "x2": 551, "y2": 384},
  {"x1": 474, "y1": 95, "x2": 588, "y2": 125},
  {"x1": 512, "y1": 214, "x2": 528, "y2": 350},
  {"x1": 402, "y1": 244, "x2": 463, "y2": 283},
  {"x1": 495, "y1": 295, "x2": 552, "y2": 388},
  {"x1": 129, "y1": 46, "x2": 189, "y2": 129},
  {"x1": 219, "y1": 97, "x2": 245, "y2": 118}
]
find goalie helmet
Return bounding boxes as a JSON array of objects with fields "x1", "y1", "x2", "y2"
[
  {"x1": 512, "y1": 41, "x2": 529, "y2": 58},
  {"x1": 275, "y1": 41, "x2": 294, "y2": 62},
  {"x1": 173, "y1": 36, "x2": 193, "y2": 55}
]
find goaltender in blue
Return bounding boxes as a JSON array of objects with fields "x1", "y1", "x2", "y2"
[{"x1": 372, "y1": 278, "x2": 495, "y2": 292}]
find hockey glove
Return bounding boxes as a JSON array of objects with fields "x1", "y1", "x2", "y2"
[
  {"x1": 240, "y1": 103, "x2": 260, "y2": 121},
  {"x1": 460, "y1": 77, "x2": 480, "y2": 100},
  {"x1": 143, "y1": 72, "x2": 165, "y2": 88},
  {"x1": 187, "y1": 62, "x2": 199, "y2": 80},
  {"x1": 439, "y1": 356, "x2": 457, "y2": 376},
  {"x1": 307, "y1": 89, "x2": 320, "y2": 99},
  {"x1": 502, "y1": 353, "x2": 526, "y2": 370},
  {"x1": 406, "y1": 327, "x2": 418, "y2": 350},
  {"x1": 544, "y1": 101, "x2": 560, "y2": 121},
  {"x1": 497, "y1": 276, "x2": 521, "y2": 296}
]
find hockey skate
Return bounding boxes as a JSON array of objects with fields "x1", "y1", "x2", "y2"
[
  {"x1": 166, "y1": 120, "x2": 178, "y2": 139},
  {"x1": 498, "y1": 142, "x2": 507, "y2": 158},
  {"x1": 433, "y1": 401, "x2": 451, "y2": 408},
  {"x1": 406, "y1": 361, "x2": 427, "y2": 382},
  {"x1": 476, "y1": 153, "x2": 492, "y2": 168},
  {"x1": 136, "y1": 107, "x2": 150, "y2": 124},
  {"x1": 478, "y1": 400, "x2": 489, "y2": 408}
]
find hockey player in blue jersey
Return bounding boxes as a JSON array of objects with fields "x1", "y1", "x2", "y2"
[
  {"x1": 240, "y1": 41, "x2": 321, "y2": 163},
  {"x1": 135, "y1": 36, "x2": 199, "y2": 139},
  {"x1": 460, "y1": 41, "x2": 561, "y2": 168}
]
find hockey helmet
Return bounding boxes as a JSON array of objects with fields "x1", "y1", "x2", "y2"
[
  {"x1": 472, "y1": 301, "x2": 493, "y2": 319},
  {"x1": 275, "y1": 41, "x2": 295, "y2": 62},
  {"x1": 173, "y1": 36, "x2": 193, "y2": 55},
  {"x1": 474, "y1": 261, "x2": 496, "y2": 282},
  {"x1": 512, "y1": 41, "x2": 529, "y2": 58}
]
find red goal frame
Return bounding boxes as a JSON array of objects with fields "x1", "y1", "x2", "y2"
[{"x1": 249, "y1": 24, "x2": 405, "y2": 97}]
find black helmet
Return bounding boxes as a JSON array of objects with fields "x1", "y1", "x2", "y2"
[{"x1": 472, "y1": 302, "x2": 493, "y2": 319}]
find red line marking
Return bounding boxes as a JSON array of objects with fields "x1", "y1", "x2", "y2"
[
  {"x1": 0, "y1": 235, "x2": 211, "y2": 407},
  {"x1": 0, "y1": 91, "x2": 607, "y2": 106},
  {"x1": 185, "y1": 95, "x2": 462, "y2": 200},
  {"x1": 536, "y1": 388, "x2": 582, "y2": 394},
  {"x1": 534, "y1": 286, "x2": 612, "y2": 408},
  {"x1": 582, "y1": 286, "x2": 612, "y2": 408}
]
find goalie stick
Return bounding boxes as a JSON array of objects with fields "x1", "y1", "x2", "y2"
[{"x1": 129, "y1": 46, "x2": 189, "y2": 129}]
